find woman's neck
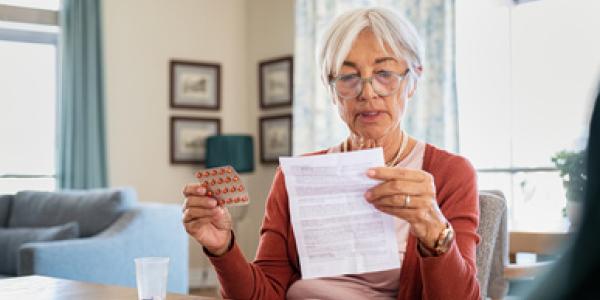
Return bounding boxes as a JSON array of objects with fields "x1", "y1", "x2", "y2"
[
  {"x1": 380, "y1": 127, "x2": 404, "y2": 165},
  {"x1": 346, "y1": 127, "x2": 408, "y2": 165}
]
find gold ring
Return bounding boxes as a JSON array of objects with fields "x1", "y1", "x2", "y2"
[{"x1": 404, "y1": 195, "x2": 411, "y2": 208}]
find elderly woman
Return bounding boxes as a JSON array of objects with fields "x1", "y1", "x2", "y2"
[{"x1": 182, "y1": 7, "x2": 480, "y2": 300}]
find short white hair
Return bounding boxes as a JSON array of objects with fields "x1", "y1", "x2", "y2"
[{"x1": 319, "y1": 7, "x2": 424, "y2": 95}]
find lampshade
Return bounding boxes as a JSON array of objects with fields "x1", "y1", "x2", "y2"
[{"x1": 205, "y1": 135, "x2": 254, "y2": 173}]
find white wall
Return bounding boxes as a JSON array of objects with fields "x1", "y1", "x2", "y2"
[
  {"x1": 102, "y1": 0, "x2": 294, "y2": 287},
  {"x1": 239, "y1": 0, "x2": 295, "y2": 262}
]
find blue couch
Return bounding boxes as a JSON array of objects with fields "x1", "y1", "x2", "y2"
[{"x1": 0, "y1": 188, "x2": 188, "y2": 293}]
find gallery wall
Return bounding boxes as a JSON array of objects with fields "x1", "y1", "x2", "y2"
[{"x1": 102, "y1": 0, "x2": 294, "y2": 287}]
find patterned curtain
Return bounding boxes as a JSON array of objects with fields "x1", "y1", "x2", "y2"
[{"x1": 294, "y1": 0, "x2": 458, "y2": 154}]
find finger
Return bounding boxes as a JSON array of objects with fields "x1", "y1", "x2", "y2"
[
  {"x1": 185, "y1": 196, "x2": 218, "y2": 209},
  {"x1": 182, "y1": 184, "x2": 207, "y2": 197},
  {"x1": 374, "y1": 205, "x2": 419, "y2": 222},
  {"x1": 372, "y1": 194, "x2": 427, "y2": 208},
  {"x1": 366, "y1": 167, "x2": 428, "y2": 182},
  {"x1": 183, "y1": 216, "x2": 213, "y2": 227},
  {"x1": 365, "y1": 180, "x2": 430, "y2": 201},
  {"x1": 183, "y1": 207, "x2": 218, "y2": 223}
]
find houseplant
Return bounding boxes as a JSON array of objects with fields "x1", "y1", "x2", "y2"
[{"x1": 551, "y1": 149, "x2": 587, "y2": 228}]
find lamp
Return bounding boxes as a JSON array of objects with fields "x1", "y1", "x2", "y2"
[
  {"x1": 205, "y1": 135, "x2": 254, "y2": 250},
  {"x1": 205, "y1": 135, "x2": 254, "y2": 173}
]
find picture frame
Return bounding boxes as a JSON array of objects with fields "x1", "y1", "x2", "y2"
[
  {"x1": 170, "y1": 60, "x2": 221, "y2": 110},
  {"x1": 259, "y1": 114, "x2": 292, "y2": 163},
  {"x1": 259, "y1": 56, "x2": 293, "y2": 109},
  {"x1": 170, "y1": 116, "x2": 221, "y2": 164}
]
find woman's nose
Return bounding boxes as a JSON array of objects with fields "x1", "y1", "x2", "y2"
[{"x1": 359, "y1": 78, "x2": 377, "y2": 101}]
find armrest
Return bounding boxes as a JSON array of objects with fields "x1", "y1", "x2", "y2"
[{"x1": 18, "y1": 203, "x2": 188, "y2": 293}]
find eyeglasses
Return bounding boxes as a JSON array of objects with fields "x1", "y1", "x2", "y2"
[{"x1": 329, "y1": 69, "x2": 410, "y2": 100}]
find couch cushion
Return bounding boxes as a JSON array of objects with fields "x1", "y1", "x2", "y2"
[
  {"x1": 9, "y1": 189, "x2": 134, "y2": 237},
  {"x1": 0, "y1": 195, "x2": 12, "y2": 227},
  {"x1": 0, "y1": 222, "x2": 79, "y2": 275}
]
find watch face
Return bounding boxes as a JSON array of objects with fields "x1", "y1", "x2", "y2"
[{"x1": 435, "y1": 226, "x2": 455, "y2": 255}]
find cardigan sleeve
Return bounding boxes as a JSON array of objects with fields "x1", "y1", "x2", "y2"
[
  {"x1": 419, "y1": 155, "x2": 481, "y2": 300},
  {"x1": 209, "y1": 168, "x2": 298, "y2": 300}
]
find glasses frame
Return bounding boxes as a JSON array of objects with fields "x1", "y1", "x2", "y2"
[{"x1": 329, "y1": 69, "x2": 411, "y2": 100}]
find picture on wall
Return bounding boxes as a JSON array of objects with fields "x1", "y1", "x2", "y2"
[
  {"x1": 259, "y1": 114, "x2": 292, "y2": 163},
  {"x1": 259, "y1": 56, "x2": 293, "y2": 109},
  {"x1": 170, "y1": 116, "x2": 221, "y2": 164},
  {"x1": 170, "y1": 60, "x2": 221, "y2": 110}
]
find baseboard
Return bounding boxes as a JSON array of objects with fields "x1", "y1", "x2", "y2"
[{"x1": 189, "y1": 267, "x2": 218, "y2": 289}]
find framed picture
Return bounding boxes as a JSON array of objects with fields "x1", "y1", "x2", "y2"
[
  {"x1": 170, "y1": 60, "x2": 221, "y2": 110},
  {"x1": 170, "y1": 117, "x2": 221, "y2": 164},
  {"x1": 259, "y1": 114, "x2": 292, "y2": 163},
  {"x1": 259, "y1": 56, "x2": 293, "y2": 109}
]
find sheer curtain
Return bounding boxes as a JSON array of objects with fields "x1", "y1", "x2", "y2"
[
  {"x1": 58, "y1": 0, "x2": 107, "y2": 188},
  {"x1": 294, "y1": 0, "x2": 458, "y2": 154}
]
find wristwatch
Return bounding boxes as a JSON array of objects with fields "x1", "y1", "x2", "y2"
[
  {"x1": 419, "y1": 222, "x2": 455, "y2": 256},
  {"x1": 433, "y1": 222, "x2": 455, "y2": 255}
]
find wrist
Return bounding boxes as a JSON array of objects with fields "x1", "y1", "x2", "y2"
[
  {"x1": 205, "y1": 231, "x2": 233, "y2": 257},
  {"x1": 419, "y1": 222, "x2": 454, "y2": 257}
]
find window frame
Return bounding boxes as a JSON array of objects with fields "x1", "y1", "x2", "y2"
[{"x1": 0, "y1": 4, "x2": 59, "y2": 188}]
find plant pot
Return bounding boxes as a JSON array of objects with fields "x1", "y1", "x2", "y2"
[{"x1": 566, "y1": 200, "x2": 583, "y2": 231}]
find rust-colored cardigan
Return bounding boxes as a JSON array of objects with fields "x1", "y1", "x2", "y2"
[{"x1": 208, "y1": 144, "x2": 481, "y2": 299}]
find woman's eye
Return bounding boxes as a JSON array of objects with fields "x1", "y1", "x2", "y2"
[
  {"x1": 339, "y1": 74, "x2": 359, "y2": 82},
  {"x1": 375, "y1": 70, "x2": 393, "y2": 78}
]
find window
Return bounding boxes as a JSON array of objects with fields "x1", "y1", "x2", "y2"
[
  {"x1": 0, "y1": 2, "x2": 59, "y2": 193},
  {"x1": 456, "y1": 0, "x2": 600, "y2": 231}
]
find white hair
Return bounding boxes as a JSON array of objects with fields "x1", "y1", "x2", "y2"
[{"x1": 319, "y1": 7, "x2": 424, "y2": 97}]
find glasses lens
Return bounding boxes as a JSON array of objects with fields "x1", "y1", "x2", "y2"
[
  {"x1": 334, "y1": 74, "x2": 361, "y2": 99},
  {"x1": 372, "y1": 71, "x2": 401, "y2": 96}
]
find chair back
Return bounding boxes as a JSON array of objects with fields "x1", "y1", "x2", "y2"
[{"x1": 476, "y1": 190, "x2": 509, "y2": 300}]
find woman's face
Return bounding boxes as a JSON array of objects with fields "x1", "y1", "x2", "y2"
[{"x1": 334, "y1": 29, "x2": 413, "y2": 142}]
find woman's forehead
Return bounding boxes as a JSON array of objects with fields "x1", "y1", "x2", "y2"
[
  {"x1": 340, "y1": 54, "x2": 408, "y2": 70},
  {"x1": 343, "y1": 31, "x2": 406, "y2": 65}
]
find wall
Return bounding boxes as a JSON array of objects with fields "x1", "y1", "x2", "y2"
[
  {"x1": 102, "y1": 0, "x2": 294, "y2": 287},
  {"x1": 238, "y1": 0, "x2": 295, "y2": 263}
]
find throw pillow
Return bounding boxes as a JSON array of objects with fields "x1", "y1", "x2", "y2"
[
  {"x1": 9, "y1": 188, "x2": 134, "y2": 237},
  {"x1": 0, "y1": 222, "x2": 79, "y2": 275}
]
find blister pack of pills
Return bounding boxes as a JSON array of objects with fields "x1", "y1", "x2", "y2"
[{"x1": 195, "y1": 165, "x2": 249, "y2": 206}]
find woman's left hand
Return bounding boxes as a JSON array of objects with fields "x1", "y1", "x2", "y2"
[{"x1": 365, "y1": 167, "x2": 447, "y2": 249}]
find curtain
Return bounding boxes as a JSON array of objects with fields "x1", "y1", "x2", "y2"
[
  {"x1": 294, "y1": 0, "x2": 458, "y2": 154},
  {"x1": 58, "y1": 0, "x2": 107, "y2": 189}
]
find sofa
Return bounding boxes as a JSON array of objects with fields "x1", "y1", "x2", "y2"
[{"x1": 0, "y1": 187, "x2": 188, "y2": 293}]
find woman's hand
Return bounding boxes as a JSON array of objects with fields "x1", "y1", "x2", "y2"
[
  {"x1": 365, "y1": 167, "x2": 447, "y2": 250},
  {"x1": 182, "y1": 183, "x2": 233, "y2": 256}
]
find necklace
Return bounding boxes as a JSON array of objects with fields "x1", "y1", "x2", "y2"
[{"x1": 342, "y1": 130, "x2": 409, "y2": 167}]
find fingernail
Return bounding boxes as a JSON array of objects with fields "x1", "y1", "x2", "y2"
[
  {"x1": 197, "y1": 187, "x2": 206, "y2": 194},
  {"x1": 365, "y1": 191, "x2": 372, "y2": 199},
  {"x1": 367, "y1": 169, "x2": 376, "y2": 177},
  {"x1": 209, "y1": 199, "x2": 217, "y2": 207}
]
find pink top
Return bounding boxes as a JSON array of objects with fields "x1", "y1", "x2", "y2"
[{"x1": 286, "y1": 141, "x2": 427, "y2": 300}]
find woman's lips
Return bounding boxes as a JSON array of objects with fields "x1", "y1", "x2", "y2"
[{"x1": 357, "y1": 111, "x2": 384, "y2": 123}]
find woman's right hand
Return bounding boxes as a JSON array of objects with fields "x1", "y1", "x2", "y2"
[{"x1": 182, "y1": 183, "x2": 233, "y2": 256}]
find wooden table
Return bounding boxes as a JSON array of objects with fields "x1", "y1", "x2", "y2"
[
  {"x1": 504, "y1": 230, "x2": 571, "y2": 279},
  {"x1": 0, "y1": 275, "x2": 214, "y2": 300}
]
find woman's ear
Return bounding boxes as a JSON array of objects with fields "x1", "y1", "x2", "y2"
[{"x1": 407, "y1": 66, "x2": 423, "y2": 98}]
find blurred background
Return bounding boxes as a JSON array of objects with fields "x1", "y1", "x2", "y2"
[{"x1": 0, "y1": 0, "x2": 598, "y2": 297}]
